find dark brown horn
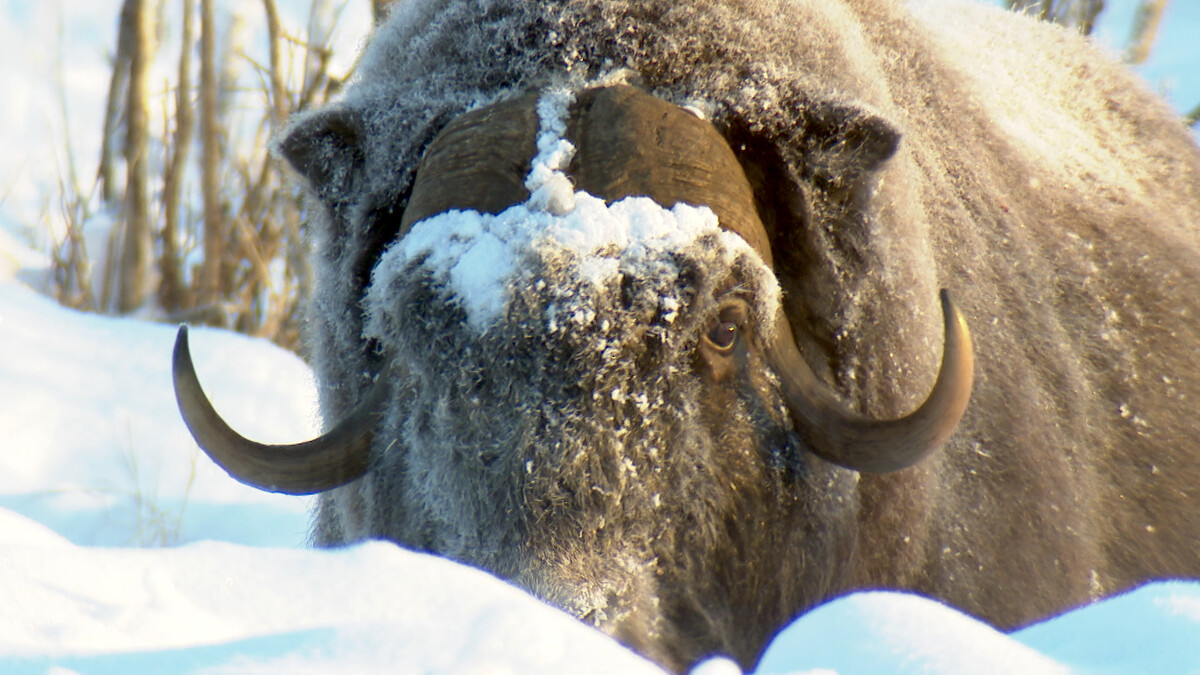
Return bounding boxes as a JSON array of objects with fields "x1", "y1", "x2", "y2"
[
  {"x1": 172, "y1": 326, "x2": 385, "y2": 494},
  {"x1": 768, "y1": 290, "x2": 974, "y2": 473}
]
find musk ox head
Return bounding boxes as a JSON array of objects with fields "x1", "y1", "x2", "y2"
[{"x1": 173, "y1": 82, "x2": 972, "y2": 670}]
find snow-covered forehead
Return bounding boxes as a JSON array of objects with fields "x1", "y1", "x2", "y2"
[
  {"x1": 366, "y1": 83, "x2": 777, "y2": 333},
  {"x1": 382, "y1": 194, "x2": 756, "y2": 331}
]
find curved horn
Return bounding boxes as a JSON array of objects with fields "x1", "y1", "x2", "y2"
[
  {"x1": 172, "y1": 326, "x2": 385, "y2": 494},
  {"x1": 768, "y1": 290, "x2": 974, "y2": 473}
]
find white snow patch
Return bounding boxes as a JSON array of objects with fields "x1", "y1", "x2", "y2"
[
  {"x1": 0, "y1": 533, "x2": 661, "y2": 674},
  {"x1": 377, "y1": 195, "x2": 738, "y2": 332},
  {"x1": 0, "y1": 510, "x2": 71, "y2": 548},
  {"x1": 690, "y1": 657, "x2": 744, "y2": 675},
  {"x1": 757, "y1": 591, "x2": 1069, "y2": 675},
  {"x1": 0, "y1": 271, "x2": 317, "y2": 547},
  {"x1": 526, "y1": 84, "x2": 580, "y2": 215},
  {"x1": 0, "y1": 283, "x2": 319, "y2": 501}
]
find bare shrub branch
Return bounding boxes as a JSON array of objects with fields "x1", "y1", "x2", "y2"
[
  {"x1": 50, "y1": 0, "x2": 351, "y2": 350},
  {"x1": 1004, "y1": 0, "x2": 1106, "y2": 35},
  {"x1": 160, "y1": 0, "x2": 196, "y2": 314},
  {"x1": 262, "y1": 0, "x2": 290, "y2": 129},
  {"x1": 116, "y1": 0, "x2": 156, "y2": 313},
  {"x1": 198, "y1": 0, "x2": 221, "y2": 317},
  {"x1": 1126, "y1": 0, "x2": 1169, "y2": 65},
  {"x1": 98, "y1": 0, "x2": 135, "y2": 205}
]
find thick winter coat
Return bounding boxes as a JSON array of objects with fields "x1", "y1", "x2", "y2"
[{"x1": 173, "y1": 0, "x2": 1200, "y2": 671}]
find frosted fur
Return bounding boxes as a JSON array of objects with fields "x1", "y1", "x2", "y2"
[
  {"x1": 292, "y1": 0, "x2": 1197, "y2": 424},
  {"x1": 277, "y1": 0, "x2": 1200, "y2": 671}
]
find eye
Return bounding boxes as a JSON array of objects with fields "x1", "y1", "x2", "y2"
[
  {"x1": 707, "y1": 320, "x2": 739, "y2": 351},
  {"x1": 703, "y1": 302, "x2": 750, "y2": 353}
]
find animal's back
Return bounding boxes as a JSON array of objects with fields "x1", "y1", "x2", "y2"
[{"x1": 835, "y1": 0, "x2": 1200, "y2": 627}]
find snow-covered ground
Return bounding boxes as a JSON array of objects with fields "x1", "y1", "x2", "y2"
[{"x1": 4, "y1": 224, "x2": 1200, "y2": 674}]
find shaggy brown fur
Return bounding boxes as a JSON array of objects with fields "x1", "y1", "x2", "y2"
[{"x1": 265, "y1": 0, "x2": 1200, "y2": 671}]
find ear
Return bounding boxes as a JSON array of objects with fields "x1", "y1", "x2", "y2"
[
  {"x1": 276, "y1": 106, "x2": 366, "y2": 204},
  {"x1": 802, "y1": 102, "x2": 901, "y2": 192}
]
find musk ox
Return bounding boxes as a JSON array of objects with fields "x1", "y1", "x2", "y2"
[{"x1": 172, "y1": 0, "x2": 1200, "y2": 671}]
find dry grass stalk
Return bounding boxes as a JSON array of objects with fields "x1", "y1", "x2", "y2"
[{"x1": 50, "y1": 180, "x2": 97, "y2": 312}]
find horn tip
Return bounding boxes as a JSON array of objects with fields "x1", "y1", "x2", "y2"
[
  {"x1": 937, "y1": 288, "x2": 955, "y2": 313},
  {"x1": 938, "y1": 288, "x2": 972, "y2": 340},
  {"x1": 173, "y1": 324, "x2": 193, "y2": 377}
]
